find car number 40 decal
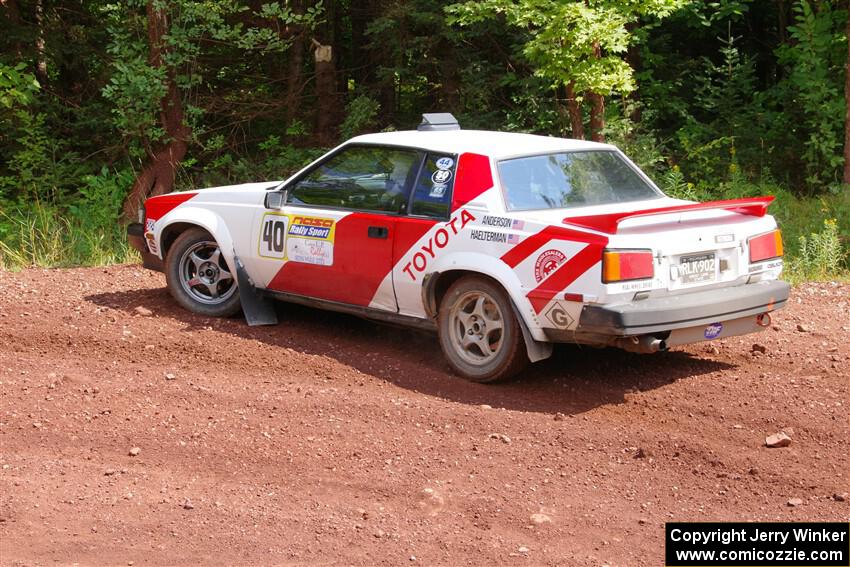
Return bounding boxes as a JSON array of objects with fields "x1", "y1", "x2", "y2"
[
  {"x1": 258, "y1": 212, "x2": 336, "y2": 266},
  {"x1": 259, "y1": 213, "x2": 288, "y2": 259}
]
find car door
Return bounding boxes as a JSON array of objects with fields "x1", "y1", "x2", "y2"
[
  {"x1": 393, "y1": 152, "x2": 458, "y2": 317},
  {"x1": 253, "y1": 144, "x2": 422, "y2": 311}
]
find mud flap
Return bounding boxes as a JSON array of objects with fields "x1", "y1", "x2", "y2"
[
  {"x1": 512, "y1": 301, "x2": 553, "y2": 363},
  {"x1": 234, "y1": 256, "x2": 278, "y2": 326}
]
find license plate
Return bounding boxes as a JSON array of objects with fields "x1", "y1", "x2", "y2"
[{"x1": 678, "y1": 253, "x2": 716, "y2": 284}]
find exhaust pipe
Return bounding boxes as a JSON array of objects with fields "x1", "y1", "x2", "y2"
[{"x1": 616, "y1": 335, "x2": 668, "y2": 354}]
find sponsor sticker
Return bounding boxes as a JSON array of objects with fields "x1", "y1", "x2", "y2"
[
  {"x1": 287, "y1": 238, "x2": 333, "y2": 266},
  {"x1": 286, "y1": 215, "x2": 335, "y2": 266},
  {"x1": 429, "y1": 184, "x2": 448, "y2": 198},
  {"x1": 470, "y1": 229, "x2": 508, "y2": 243},
  {"x1": 402, "y1": 209, "x2": 476, "y2": 281},
  {"x1": 544, "y1": 302, "x2": 575, "y2": 329},
  {"x1": 534, "y1": 249, "x2": 567, "y2": 283},
  {"x1": 435, "y1": 157, "x2": 454, "y2": 170},
  {"x1": 481, "y1": 215, "x2": 512, "y2": 228},
  {"x1": 258, "y1": 213, "x2": 336, "y2": 264},
  {"x1": 145, "y1": 218, "x2": 156, "y2": 232},
  {"x1": 288, "y1": 215, "x2": 334, "y2": 240},
  {"x1": 704, "y1": 322, "x2": 723, "y2": 339},
  {"x1": 431, "y1": 169, "x2": 452, "y2": 185}
]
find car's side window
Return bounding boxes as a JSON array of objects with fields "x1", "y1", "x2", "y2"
[
  {"x1": 409, "y1": 153, "x2": 456, "y2": 219},
  {"x1": 288, "y1": 145, "x2": 420, "y2": 214}
]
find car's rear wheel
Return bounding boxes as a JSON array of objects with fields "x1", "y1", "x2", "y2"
[
  {"x1": 165, "y1": 228, "x2": 241, "y2": 317},
  {"x1": 437, "y1": 276, "x2": 528, "y2": 382}
]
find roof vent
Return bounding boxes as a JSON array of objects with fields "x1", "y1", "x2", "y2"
[{"x1": 417, "y1": 113, "x2": 460, "y2": 132}]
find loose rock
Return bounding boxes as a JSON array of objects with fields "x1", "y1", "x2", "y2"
[
  {"x1": 182, "y1": 499, "x2": 194, "y2": 510},
  {"x1": 796, "y1": 323, "x2": 810, "y2": 333},
  {"x1": 128, "y1": 447, "x2": 141, "y2": 456},
  {"x1": 751, "y1": 344, "x2": 767, "y2": 354},
  {"x1": 134, "y1": 306, "x2": 152, "y2": 317},
  {"x1": 488, "y1": 433, "x2": 511, "y2": 444},
  {"x1": 530, "y1": 513, "x2": 552, "y2": 525},
  {"x1": 764, "y1": 432, "x2": 791, "y2": 448},
  {"x1": 833, "y1": 493, "x2": 847, "y2": 502},
  {"x1": 787, "y1": 498, "x2": 803, "y2": 507}
]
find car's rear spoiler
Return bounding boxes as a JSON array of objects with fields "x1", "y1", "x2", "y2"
[{"x1": 562, "y1": 196, "x2": 775, "y2": 234}]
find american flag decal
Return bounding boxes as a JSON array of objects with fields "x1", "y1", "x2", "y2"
[
  {"x1": 512, "y1": 219, "x2": 525, "y2": 230},
  {"x1": 507, "y1": 234, "x2": 521, "y2": 245}
]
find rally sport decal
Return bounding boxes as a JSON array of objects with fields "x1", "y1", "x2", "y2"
[{"x1": 258, "y1": 213, "x2": 336, "y2": 266}]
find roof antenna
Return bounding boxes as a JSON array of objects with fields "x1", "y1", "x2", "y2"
[{"x1": 417, "y1": 113, "x2": 460, "y2": 132}]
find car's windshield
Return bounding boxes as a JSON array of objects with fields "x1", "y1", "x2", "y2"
[{"x1": 498, "y1": 150, "x2": 661, "y2": 211}]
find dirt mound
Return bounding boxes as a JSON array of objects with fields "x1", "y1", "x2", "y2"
[{"x1": 1, "y1": 266, "x2": 847, "y2": 566}]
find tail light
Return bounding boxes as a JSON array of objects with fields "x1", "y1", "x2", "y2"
[
  {"x1": 748, "y1": 230, "x2": 783, "y2": 263},
  {"x1": 602, "y1": 249, "x2": 654, "y2": 283}
]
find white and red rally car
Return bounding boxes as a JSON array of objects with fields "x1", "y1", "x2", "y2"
[{"x1": 128, "y1": 114, "x2": 789, "y2": 382}]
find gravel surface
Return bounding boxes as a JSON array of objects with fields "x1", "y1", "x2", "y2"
[{"x1": 0, "y1": 265, "x2": 847, "y2": 566}]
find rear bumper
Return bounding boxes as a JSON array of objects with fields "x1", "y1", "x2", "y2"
[
  {"x1": 127, "y1": 223, "x2": 164, "y2": 272},
  {"x1": 577, "y1": 280, "x2": 790, "y2": 336}
]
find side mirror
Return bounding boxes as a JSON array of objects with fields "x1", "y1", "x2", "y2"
[{"x1": 264, "y1": 190, "x2": 287, "y2": 209}]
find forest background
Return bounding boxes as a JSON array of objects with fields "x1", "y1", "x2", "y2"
[{"x1": 0, "y1": 0, "x2": 847, "y2": 279}]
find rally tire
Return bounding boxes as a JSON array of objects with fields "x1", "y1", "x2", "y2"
[
  {"x1": 437, "y1": 276, "x2": 529, "y2": 383},
  {"x1": 165, "y1": 228, "x2": 241, "y2": 317}
]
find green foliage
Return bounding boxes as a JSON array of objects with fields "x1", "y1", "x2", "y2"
[
  {"x1": 660, "y1": 166, "x2": 703, "y2": 201},
  {"x1": 775, "y1": 0, "x2": 846, "y2": 192},
  {"x1": 791, "y1": 219, "x2": 846, "y2": 280},
  {"x1": 602, "y1": 101, "x2": 667, "y2": 177},
  {"x1": 340, "y1": 95, "x2": 381, "y2": 140},
  {"x1": 0, "y1": 63, "x2": 40, "y2": 109},
  {"x1": 447, "y1": 0, "x2": 684, "y2": 96},
  {"x1": 673, "y1": 33, "x2": 766, "y2": 183}
]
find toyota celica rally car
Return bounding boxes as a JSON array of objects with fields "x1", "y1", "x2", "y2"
[{"x1": 127, "y1": 113, "x2": 790, "y2": 382}]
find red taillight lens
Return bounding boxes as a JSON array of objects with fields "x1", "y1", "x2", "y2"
[
  {"x1": 602, "y1": 249, "x2": 654, "y2": 283},
  {"x1": 748, "y1": 230, "x2": 783, "y2": 263}
]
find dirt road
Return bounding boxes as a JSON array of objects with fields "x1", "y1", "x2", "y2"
[{"x1": 0, "y1": 265, "x2": 847, "y2": 566}]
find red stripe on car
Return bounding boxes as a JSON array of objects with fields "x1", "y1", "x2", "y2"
[
  {"x1": 145, "y1": 192, "x2": 198, "y2": 221},
  {"x1": 451, "y1": 153, "x2": 492, "y2": 212},
  {"x1": 500, "y1": 225, "x2": 607, "y2": 268},
  {"x1": 527, "y1": 242, "x2": 606, "y2": 313},
  {"x1": 268, "y1": 213, "x2": 435, "y2": 307}
]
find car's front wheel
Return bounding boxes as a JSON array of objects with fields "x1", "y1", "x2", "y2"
[
  {"x1": 437, "y1": 276, "x2": 528, "y2": 382},
  {"x1": 165, "y1": 228, "x2": 241, "y2": 317}
]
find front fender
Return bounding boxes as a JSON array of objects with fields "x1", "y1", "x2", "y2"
[
  {"x1": 154, "y1": 207, "x2": 237, "y2": 274},
  {"x1": 428, "y1": 251, "x2": 547, "y2": 341}
]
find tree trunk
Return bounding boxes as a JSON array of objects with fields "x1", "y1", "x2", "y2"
[
  {"x1": 438, "y1": 39, "x2": 460, "y2": 112},
  {"x1": 313, "y1": 40, "x2": 338, "y2": 146},
  {"x1": 4, "y1": 0, "x2": 24, "y2": 60},
  {"x1": 588, "y1": 41, "x2": 605, "y2": 142},
  {"x1": 34, "y1": 0, "x2": 48, "y2": 85},
  {"x1": 564, "y1": 83, "x2": 585, "y2": 140},
  {"x1": 625, "y1": 22, "x2": 642, "y2": 123},
  {"x1": 844, "y1": 1, "x2": 850, "y2": 185},
  {"x1": 284, "y1": 0, "x2": 305, "y2": 129},
  {"x1": 588, "y1": 93, "x2": 605, "y2": 142},
  {"x1": 122, "y1": 0, "x2": 191, "y2": 221}
]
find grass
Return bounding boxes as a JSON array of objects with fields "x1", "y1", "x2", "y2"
[{"x1": 0, "y1": 200, "x2": 138, "y2": 271}]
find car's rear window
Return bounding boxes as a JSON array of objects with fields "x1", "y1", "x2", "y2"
[{"x1": 497, "y1": 150, "x2": 661, "y2": 211}]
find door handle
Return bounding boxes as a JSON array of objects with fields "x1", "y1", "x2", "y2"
[{"x1": 367, "y1": 226, "x2": 389, "y2": 239}]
